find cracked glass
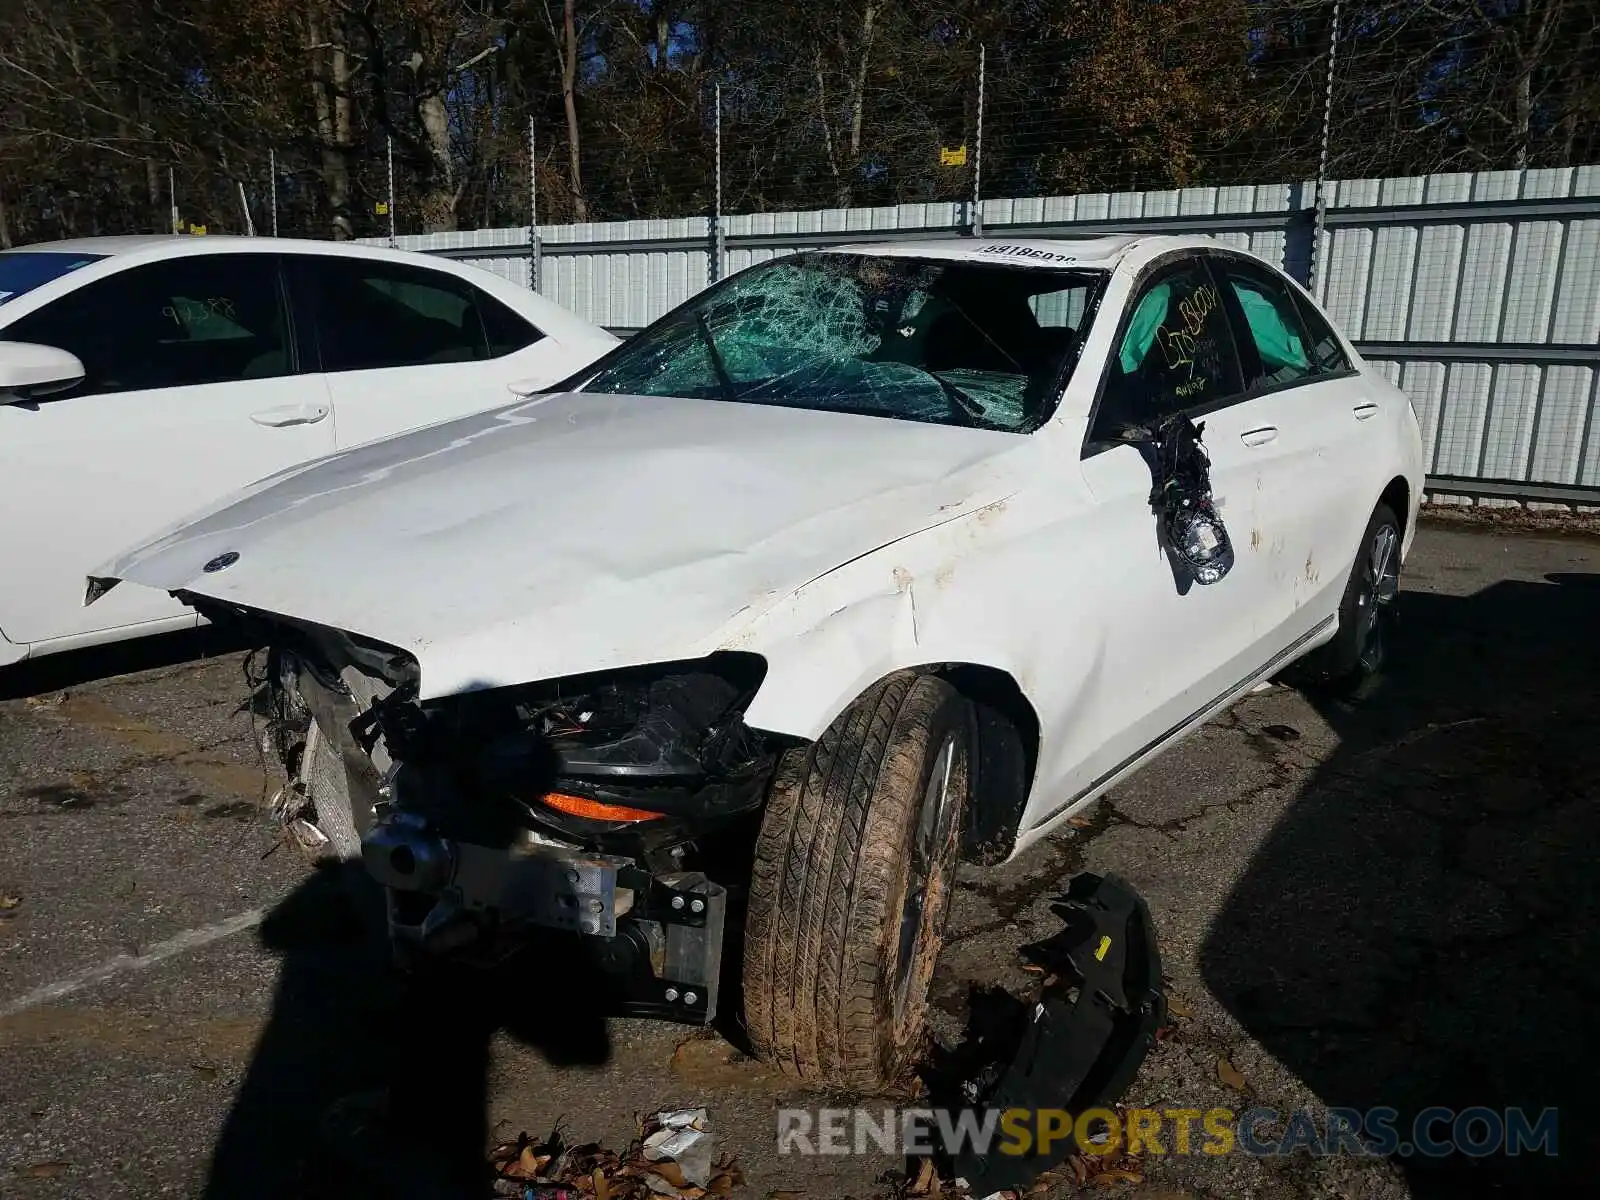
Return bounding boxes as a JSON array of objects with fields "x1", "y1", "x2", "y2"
[{"x1": 578, "y1": 253, "x2": 1106, "y2": 433}]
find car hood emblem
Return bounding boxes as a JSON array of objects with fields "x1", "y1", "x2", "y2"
[{"x1": 203, "y1": 551, "x2": 240, "y2": 573}]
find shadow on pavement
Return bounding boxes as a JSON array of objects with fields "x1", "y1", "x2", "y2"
[
  {"x1": 0, "y1": 625, "x2": 251, "y2": 701},
  {"x1": 1202, "y1": 569, "x2": 1600, "y2": 1195},
  {"x1": 203, "y1": 863, "x2": 615, "y2": 1200}
]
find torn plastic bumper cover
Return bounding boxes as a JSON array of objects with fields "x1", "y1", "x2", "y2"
[
  {"x1": 949, "y1": 872, "x2": 1166, "y2": 1192},
  {"x1": 340, "y1": 651, "x2": 770, "y2": 1026},
  {"x1": 220, "y1": 595, "x2": 771, "y2": 1027}
]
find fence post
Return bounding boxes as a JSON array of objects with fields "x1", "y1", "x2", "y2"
[
  {"x1": 269, "y1": 148, "x2": 280, "y2": 237},
  {"x1": 1310, "y1": 0, "x2": 1343, "y2": 298},
  {"x1": 972, "y1": 44, "x2": 986, "y2": 237},
  {"x1": 710, "y1": 82, "x2": 725, "y2": 283},
  {"x1": 529, "y1": 117, "x2": 542, "y2": 292},
  {"x1": 237, "y1": 180, "x2": 255, "y2": 236},
  {"x1": 168, "y1": 166, "x2": 180, "y2": 234},
  {"x1": 386, "y1": 135, "x2": 397, "y2": 246}
]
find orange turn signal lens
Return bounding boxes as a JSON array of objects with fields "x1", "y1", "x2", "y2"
[{"x1": 540, "y1": 791, "x2": 666, "y2": 823}]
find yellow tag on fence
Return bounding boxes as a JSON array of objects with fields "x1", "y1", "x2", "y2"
[
  {"x1": 939, "y1": 145, "x2": 969, "y2": 167},
  {"x1": 188, "y1": 223, "x2": 207, "y2": 236},
  {"x1": 375, "y1": 202, "x2": 390, "y2": 216}
]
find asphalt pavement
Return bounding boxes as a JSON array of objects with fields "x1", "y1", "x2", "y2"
[{"x1": 1, "y1": 521, "x2": 1594, "y2": 1199}]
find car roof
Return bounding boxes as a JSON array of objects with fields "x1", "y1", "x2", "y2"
[
  {"x1": 0, "y1": 235, "x2": 616, "y2": 348},
  {"x1": 8, "y1": 234, "x2": 454, "y2": 263},
  {"x1": 825, "y1": 234, "x2": 1214, "y2": 270}
]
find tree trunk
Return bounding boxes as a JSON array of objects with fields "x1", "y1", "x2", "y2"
[
  {"x1": 562, "y1": 0, "x2": 587, "y2": 221},
  {"x1": 847, "y1": 1, "x2": 876, "y2": 159},
  {"x1": 1513, "y1": 64, "x2": 1532, "y2": 169},
  {"x1": 417, "y1": 91, "x2": 458, "y2": 231},
  {"x1": 833, "y1": 1, "x2": 877, "y2": 207},
  {"x1": 308, "y1": 1, "x2": 354, "y2": 240}
]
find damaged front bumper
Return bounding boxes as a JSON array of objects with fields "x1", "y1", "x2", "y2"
[
  {"x1": 227, "y1": 599, "x2": 776, "y2": 1027},
  {"x1": 365, "y1": 809, "x2": 730, "y2": 1021}
]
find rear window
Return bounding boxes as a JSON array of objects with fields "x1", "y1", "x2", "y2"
[{"x1": 0, "y1": 252, "x2": 105, "y2": 305}]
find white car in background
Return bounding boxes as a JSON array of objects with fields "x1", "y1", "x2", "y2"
[
  {"x1": 101, "y1": 235, "x2": 1424, "y2": 1092},
  {"x1": 0, "y1": 235, "x2": 616, "y2": 665}
]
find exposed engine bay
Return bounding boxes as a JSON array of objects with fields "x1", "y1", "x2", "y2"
[{"x1": 214, "y1": 594, "x2": 779, "y2": 1026}]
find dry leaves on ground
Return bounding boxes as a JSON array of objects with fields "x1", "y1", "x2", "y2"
[
  {"x1": 488, "y1": 1115, "x2": 742, "y2": 1200},
  {"x1": 1216, "y1": 1057, "x2": 1248, "y2": 1091}
]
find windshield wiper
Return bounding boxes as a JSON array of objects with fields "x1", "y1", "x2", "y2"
[
  {"x1": 696, "y1": 314, "x2": 736, "y2": 402},
  {"x1": 925, "y1": 370, "x2": 1000, "y2": 430}
]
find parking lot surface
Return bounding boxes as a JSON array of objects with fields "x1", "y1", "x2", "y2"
[{"x1": 2, "y1": 522, "x2": 1595, "y2": 1199}]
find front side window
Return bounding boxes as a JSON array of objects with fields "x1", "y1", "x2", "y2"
[
  {"x1": 1213, "y1": 257, "x2": 1316, "y2": 391},
  {"x1": 576, "y1": 253, "x2": 1106, "y2": 433},
  {"x1": 2, "y1": 254, "x2": 289, "y2": 395},
  {"x1": 300, "y1": 258, "x2": 542, "y2": 372},
  {"x1": 1093, "y1": 258, "x2": 1244, "y2": 440},
  {"x1": 0, "y1": 252, "x2": 105, "y2": 306}
]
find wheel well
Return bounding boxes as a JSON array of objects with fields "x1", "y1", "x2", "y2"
[
  {"x1": 1380, "y1": 476, "x2": 1410, "y2": 538},
  {"x1": 926, "y1": 663, "x2": 1039, "y2": 865}
]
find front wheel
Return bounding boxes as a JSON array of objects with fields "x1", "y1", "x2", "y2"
[
  {"x1": 1303, "y1": 502, "x2": 1402, "y2": 694},
  {"x1": 742, "y1": 672, "x2": 972, "y2": 1091}
]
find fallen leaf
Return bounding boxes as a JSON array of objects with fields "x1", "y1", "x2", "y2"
[
  {"x1": 1217, "y1": 1057, "x2": 1247, "y2": 1090},
  {"x1": 18, "y1": 1162, "x2": 70, "y2": 1178},
  {"x1": 1067, "y1": 813, "x2": 1095, "y2": 828},
  {"x1": 595, "y1": 1168, "x2": 611, "y2": 1200},
  {"x1": 1165, "y1": 992, "x2": 1191, "y2": 1019},
  {"x1": 191, "y1": 1063, "x2": 219, "y2": 1082},
  {"x1": 706, "y1": 1174, "x2": 735, "y2": 1195},
  {"x1": 910, "y1": 1157, "x2": 937, "y2": 1195},
  {"x1": 650, "y1": 1162, "x2": 689, "y2": 1188},
  {"x1": 1021, "y1": 962, "x2": 1046, "y2": 974},
  {"x1": 1092, "y1": 1166, "x2": 1145, "y2": 1186}
]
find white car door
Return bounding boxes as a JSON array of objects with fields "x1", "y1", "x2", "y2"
[
  {"x1": 0, "y1": 252, "x2": 332, "y2": 648},
  {"x1": 286, "y1": 254, "x2": 583, "y2": 450},
  {"x1": 1061, "y1": 254, "x2": 1297, "y2": 804},
  {"x1": 1205, "y1": 251, "x2": 1373, "y2": 639}
]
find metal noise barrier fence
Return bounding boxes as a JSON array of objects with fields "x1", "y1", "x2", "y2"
[{"x1": 368, "y1": 164, "x2": 1600, "y2": 506}]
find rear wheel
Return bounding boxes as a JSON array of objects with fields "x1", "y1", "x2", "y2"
[
  {"x1": 742, "y1": 672, "x2": 971, "y2": 1091},
  {"x1": 1302, "y1": 502, "x2": 1402, "y2": 694}
]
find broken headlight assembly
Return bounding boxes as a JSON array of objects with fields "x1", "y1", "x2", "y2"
[{"x1": 276, "y1": 647, "x2": 777, "y2": 1024}]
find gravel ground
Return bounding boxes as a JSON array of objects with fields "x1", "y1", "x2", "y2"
[{"x1": 0, "y1": 520, "x2": 1593, "y2": 1200}]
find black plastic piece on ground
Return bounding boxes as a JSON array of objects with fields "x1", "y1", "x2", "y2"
[{"x1": 947, "y1": 871, "x2": 1166, "y2": 1193}]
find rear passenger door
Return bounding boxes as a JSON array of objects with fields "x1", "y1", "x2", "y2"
[
  {"x1": 287, "y1": 255, "x2": 555, "y2": 449},
  {"x1": 1206, "y1": 251, "x2": 1363, "y2": 637}
]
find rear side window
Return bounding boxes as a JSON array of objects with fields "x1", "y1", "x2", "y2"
[
  {"x1": 296, "y1": 257, "x2": 543, "y2": 373},
  {"x1": 1293, "y1": 291, "x2": 1352, "y2": 375},
  {"x1": 1212, "y1": 257, "x2": 1316, "y2": 391},
  {"x1": 3, "y1": 254, "x2": 290, "y2": 395},
  {"x1": 1093, "y1": 258, "x2": 1243, "y2": 439}
]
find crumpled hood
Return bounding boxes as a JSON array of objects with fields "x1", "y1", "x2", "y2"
[{"x1": 104, "y1": 391, "x2": 1029, "y2": 698}]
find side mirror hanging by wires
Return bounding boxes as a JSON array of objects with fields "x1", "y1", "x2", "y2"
[{"x1": 1148, "y1": 414, "x2": 1234, "y2": 585}]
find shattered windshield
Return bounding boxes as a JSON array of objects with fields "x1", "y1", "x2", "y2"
[{"x1": 576, "y1": 253, "x2": 1105, "y2": 433}]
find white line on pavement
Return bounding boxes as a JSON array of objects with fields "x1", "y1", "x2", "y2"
[{"x1": 0, "y1": 907, "x2": 265, "y2": 1019}]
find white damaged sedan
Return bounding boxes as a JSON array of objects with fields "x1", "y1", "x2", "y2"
[{"x1": 95, "y1": 235, "x2": 1423, "y2": 1090}]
